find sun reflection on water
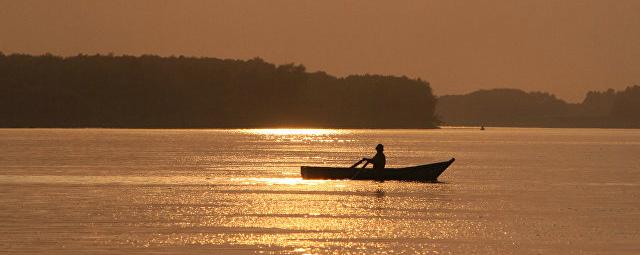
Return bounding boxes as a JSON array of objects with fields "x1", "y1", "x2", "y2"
[
  {"x1": 234, "y1": 177, "x2": 328, "y2": 186},
  {"x1": 240, "y1": 128, "x2": 348, "y2": 136},
  {"x1": 239, "y1": 128, "x2": 354, "y2": 143}
]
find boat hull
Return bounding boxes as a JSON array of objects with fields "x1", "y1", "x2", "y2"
[{"x1": 301, "y1": 158, "x2": 455, "y2": 182}]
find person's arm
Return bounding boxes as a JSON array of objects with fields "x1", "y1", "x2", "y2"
[
  {"x1": 362, "y1": 154, "x2": 379, "y2": 167},
  {"x1": 362, "y1": 155, "x2": 375, "y2": 168},
  {"x1": 369, "y1": 153, "x2": 380, "y2": 163}
]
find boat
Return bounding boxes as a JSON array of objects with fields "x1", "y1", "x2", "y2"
[{"x1": 300, "y1": 158, "x2": 455, "y2": 182}]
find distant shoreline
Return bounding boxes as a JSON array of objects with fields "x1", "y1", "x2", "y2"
[
  {"x1": 436, "y1": 88, "x2": 640, "y2": 129},
  {"x1": 3, "y1": 126, "x2": 640, "y2": 130}
]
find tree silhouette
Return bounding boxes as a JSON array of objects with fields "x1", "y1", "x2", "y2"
[
  {"x1": 436, "y1": 86, "x2": 640, "y2": 128},
  {"x1": 0, "y1": 53, "x2": 438, "y2": 128}
]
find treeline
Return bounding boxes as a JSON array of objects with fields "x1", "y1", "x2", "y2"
[
  {"x1": 0, "y1": 53, "x2": 437, "y2": 128},
  {"x1": 436, "y1": 86, "x2": 640, "y2": 128}
]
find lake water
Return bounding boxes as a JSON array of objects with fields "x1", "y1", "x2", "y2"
[{"x1": 1, "y1": 128, "x2": 639, "y2": 254}]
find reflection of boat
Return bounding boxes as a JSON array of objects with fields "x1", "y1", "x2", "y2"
[{"x1": 301, "y1": 158, "x2": 455, "y2": 182}]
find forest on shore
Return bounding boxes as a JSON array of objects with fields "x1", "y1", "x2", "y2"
[
  {"x1": 0, "y1": 53, "x2": 437, "y2": 128},
  {"x1": 437, "y1": 86, "x2": 640, "y2": 128},
  {"x1": 2, "y1": 53, "x2": 638, "y2": 129}
]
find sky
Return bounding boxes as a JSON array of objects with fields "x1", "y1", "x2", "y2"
[{"x1": 1, "y1": 0, "x2": 639, "y2": 102}]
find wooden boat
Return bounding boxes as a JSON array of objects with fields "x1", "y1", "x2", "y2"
[{"x1": 301, "y1": 158, "x2": 455, "y2": 182}]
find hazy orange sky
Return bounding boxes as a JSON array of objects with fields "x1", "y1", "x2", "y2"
[{"x1": 1, "y1": 0, "x2": 639, "y2": 102}]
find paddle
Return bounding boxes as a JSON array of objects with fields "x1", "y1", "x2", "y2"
[
  {"x1": 350, "y1": 159, "x2": 365, "y2": 168},
  {"x1": 350, "y1": 158, "x2": 368, "y2": 179}
]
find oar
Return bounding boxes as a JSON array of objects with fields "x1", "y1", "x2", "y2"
[
  {"x1": 350, "y1": 159, "x2": 365, "y2": 168},
  {"x1": 351, "y1": 158, "x2": 368, "y2": 179}
]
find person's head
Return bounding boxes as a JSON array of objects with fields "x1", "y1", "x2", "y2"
[{"x1": 376, "y1": 144, "x2": 384, "y2": 152}]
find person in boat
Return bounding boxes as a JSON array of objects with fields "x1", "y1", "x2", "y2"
[{"x1": 362, "y1": 144, "x2": 386, "y2": 170}]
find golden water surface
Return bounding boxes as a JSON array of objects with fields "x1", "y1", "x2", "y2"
[{"x1": 1, "y1": 128, "x2": 639, "y2": 254}]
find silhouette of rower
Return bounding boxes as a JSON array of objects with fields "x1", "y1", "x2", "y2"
[{"x1": 362, "y1": 144, "x2": 386, "y2": 170}]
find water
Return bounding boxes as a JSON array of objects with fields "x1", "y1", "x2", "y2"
[{"x1": 1, "y1": 128, "x2": 639, "y2": 254}]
